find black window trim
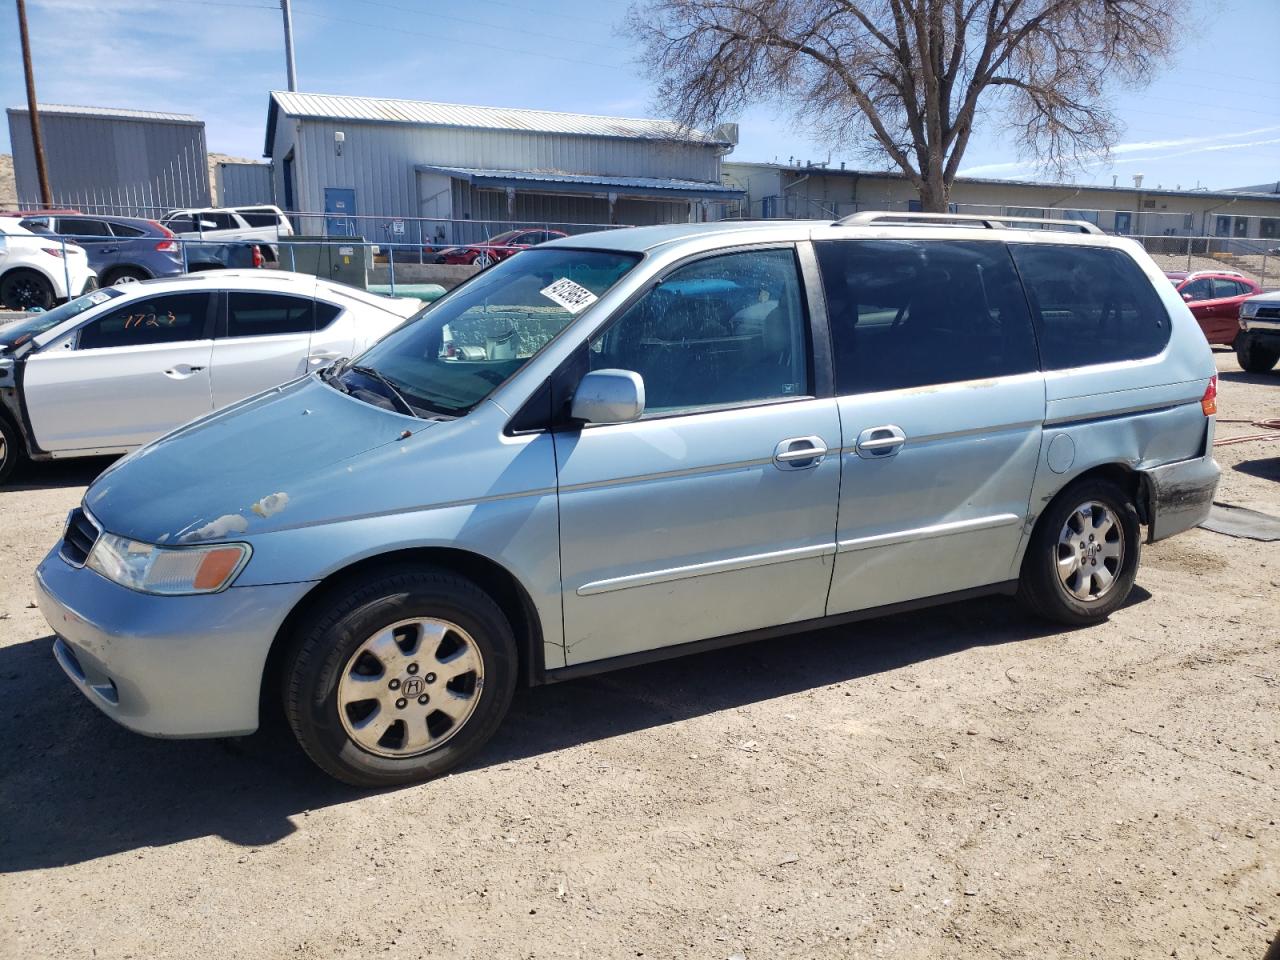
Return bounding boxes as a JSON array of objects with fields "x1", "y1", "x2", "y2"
[
  {"x1": 218, "y1": 289, "x2": 317, "y2": 339},
  {"x1": 73, "y1": 290, "x2": 218, "y2": 350},
  {"x1": 505, "y1": 240, "x2": 831, "y2": 436}
]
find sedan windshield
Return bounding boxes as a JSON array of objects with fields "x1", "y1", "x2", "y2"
[
  {"x1": 0, "y1": 288, "x2": 123, "y2": 353},
  {"x1": 333, "y1": 248, "x2": 639, "y2": 416}
]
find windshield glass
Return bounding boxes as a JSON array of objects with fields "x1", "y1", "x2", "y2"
[
  {"x1": 337, "y1": 248, "x2": 639, "y2": 416},
  {"x1": 0, "y1": 288, "x2": 123, "y2": 352}
]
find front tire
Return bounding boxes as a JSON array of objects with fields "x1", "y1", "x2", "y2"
[
  {"x1": 1017, "y1": 477, "x2": 1141, "y2": 626},
  {"x1": 0, "y1": 269, "x2": 55, "y2": 311},
  {"x1": 1235, "y1": 336, "x2": 1279, "y2": 373},
  {"x1": 0, "y1": 415, "x2": 24, "y2": 486},
  {"x1": 283, "y1": 565, "x2": 518, "y2": 787}
]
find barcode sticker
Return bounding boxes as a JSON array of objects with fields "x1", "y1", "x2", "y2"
[{"x1": 540, "y1": 277, "x2": 598, "y2": 314}]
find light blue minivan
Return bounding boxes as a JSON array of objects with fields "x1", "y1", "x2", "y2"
[{"x1": 36, "y1": 213, "x2": 1221, "y2": 785}]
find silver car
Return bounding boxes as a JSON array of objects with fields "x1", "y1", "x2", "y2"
[{"x1": 35, "y1": 214, "x2": 1221, "y2": 786}]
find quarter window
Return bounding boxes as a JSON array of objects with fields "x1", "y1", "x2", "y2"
[
  {"x1": 587, "y1": 248, "x2": 810, "y2": 415},
  {"x1": 226, "y1": 292, "x2": 314, "y2": 337},
  {"x1": 1010, "y1": 244, "x2": 1171, "y2": 370},
  {"x1": 815, "y1": 239, "x2": 1038, "y2": 394},
  {"x1": 109, "y1": 222, "x2": 146, "y2": 238},
  {"x1": 78, "y1": 293, "x2": 211, "y2": 350}
]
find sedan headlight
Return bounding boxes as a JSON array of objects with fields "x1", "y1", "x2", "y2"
[
  {"x1": 1240, "y1": 301, "x2": 1260, "y2": 317},
  {"x1": 86, "y1": 534, "x2": 250, "y2": 595}
]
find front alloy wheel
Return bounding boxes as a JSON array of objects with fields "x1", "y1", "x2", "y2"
[{"x1": 284, "y1": 565, "x2": 517, "y2": 787}]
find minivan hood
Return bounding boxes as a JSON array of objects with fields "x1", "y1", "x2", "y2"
[{"x1": 84, "y1": 376, "x2": 436, "y2": 544}]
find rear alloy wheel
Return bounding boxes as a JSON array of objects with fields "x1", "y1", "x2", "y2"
[
  {"x1": 106, "y1": 267, "x2": 148, "y2": 286},
  {"x1": 284, "y1": 565, "x2": 517, "y2": 787},
  {"x1": 1235, "y1": 337, "x2": 1279, "y2": 373},
  {"x1": 0, "y1": 269, "x2": 55, "y2": 311},
  {"x1": 1017, "y1": 477, "x2": 1140, "y2": 626},
  {"x1": 473, "y1": 251, "x2": 494, "y2": 269}
]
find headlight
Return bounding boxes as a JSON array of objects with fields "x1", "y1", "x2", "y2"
[
  {"x1": 1241, "y1": 301, "x2": 1259, "y2": 317},
  {"x1": 86, "y1": 534, "x2": 250, "y2": 595}
]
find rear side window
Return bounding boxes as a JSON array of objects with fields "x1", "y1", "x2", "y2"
[
  {"x1": 78, "y1": 293, "x2": 211, "y2": 349},
  {"x1": 109, "y1": 222, "x2": 146, "y2": 238},
  {"x1": 240, "y1": 210, "x2": 281, "y2": 228},
  {"x1": 1212, "y1": 278, "x2": 1243, "y2": 298},
  {"x1": 226, "y1": 292, "x2": 314, "y2": 337},
  {"x1": 815, "y1": 239, "x2": 1038, "y2": 394},
  {"x1": 1011, "y1": 245, "x2": 1171, "y2": 370}
]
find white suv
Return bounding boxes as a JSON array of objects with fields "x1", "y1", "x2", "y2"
[
  {"x1": 0, "y1": 220, "x2": 98, "y2": 310},
  {"x1": 160, "y1": 205, "x2": 294, "y2": 255}
]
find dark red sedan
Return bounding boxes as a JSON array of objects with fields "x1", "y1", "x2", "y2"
[
  {"x1": 432, "y1": 228, "x2": 567, "y2": 267},
  {"x1": 1167, "y1": 271, "x2": 1262, "y2": 345}
]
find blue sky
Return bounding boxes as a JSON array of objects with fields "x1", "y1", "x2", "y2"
[{"x1": 3, "y1": 0, "x2": 1277, "y2": 191}]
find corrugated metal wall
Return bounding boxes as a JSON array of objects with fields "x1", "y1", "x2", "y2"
[
  {"x1": 215, "y1": 161, "x2": 274, "y2": 206},
  {"x1": 7, "y1": 109, "x2": 210, "y2": 215},
  {"x1": 276, "y1": 117, "x2": 720, "y2": 222}
]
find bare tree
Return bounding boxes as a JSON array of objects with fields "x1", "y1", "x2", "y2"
[{"x1": 628, "y1": 0, "x2": 1184, "y2": 211}]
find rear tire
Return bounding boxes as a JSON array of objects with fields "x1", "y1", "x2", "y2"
[
  {"x1": 0, "y1": 415, "x2": 24, "y2": 486},
  {"x1": 104, "y1": 266, "x2": 148, "y2": 286},
  {"x1": 1017, "y1": 476, "x2": 1141, "y2": 626},
  {"x1": 283, "y1": 565, "x2": 518, "y2": 787},
  {"x1": 1235, "y1": 337, "x2": 1279, "y2": 373},
  {"x1": 0, "y1": 269, "x2": 55, "y2": 311}
]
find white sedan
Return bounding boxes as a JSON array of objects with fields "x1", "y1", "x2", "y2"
[{"x1": 0, "y1": 271, "x2": 422, "y2": 483}]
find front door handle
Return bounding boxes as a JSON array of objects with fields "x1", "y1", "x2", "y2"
[
  {"x1": 773, "y1": 436, "x2": 828, "y2": 470},
  {"x1": 163, "y1": 364, "x2": 204, "y2": 378},
  {"x1": 855, "y1": 425, "x2": 907, "y2": 459}
]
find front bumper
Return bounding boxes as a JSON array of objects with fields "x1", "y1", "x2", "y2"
[
  {"x1": 1144, "y1": 455, "x2": 1220, "y2": 543},
  {"x1": 1237, "y1": 318, "x2": 1280, "y2": 348},
  {"x1": 36, "y1": 548, "x2": 313, "y2": 738}
]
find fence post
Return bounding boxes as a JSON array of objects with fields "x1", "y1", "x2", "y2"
[
  {"x1": 1186, "y1": 236, "x2": 1192, "y2": 272},
  {"x1": 62, "y1": 237, "x2": 72, "y2": 298},
  {"x1": 388, "y1": 244, "x2": 396, "y2": 297},
  {"x1": 180, "y1": 237, "x2": 188, "y2": 274}
]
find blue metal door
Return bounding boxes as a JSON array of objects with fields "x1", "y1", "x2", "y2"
[{"x1": 324, "y1": 188, "x2": 356, "y2": 236}]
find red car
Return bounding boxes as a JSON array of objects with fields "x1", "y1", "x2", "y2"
[
  {"x1": 433, "y1": 228, "x2": 567, "y2": 267},
  {"x1": 1168, "y1": 271, "x2": 1262, "y2": 345}
]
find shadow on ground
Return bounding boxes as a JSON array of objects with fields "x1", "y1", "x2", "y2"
[
  {"x1": 0, "y1": 587, "x2": 1149, "y2": 873},
  {"x1": 1218, "y1": 369, "x2": 1279, "y2": 388},
  {"x1": 1232, "y1": 456, "x2": 1280, "y2": 483},
  {"x1": 6, "y1": 456, "x2": 117, "y2": 492}
]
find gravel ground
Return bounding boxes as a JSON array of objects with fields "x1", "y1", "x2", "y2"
[{"x1": 0, "y1": 350, "x2": 1277, "y2": 960}]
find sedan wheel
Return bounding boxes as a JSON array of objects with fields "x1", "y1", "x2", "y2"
[
  {"x1": 473, "y1": 252, "x2": 494, "y2": 269},
  {"x1": 0, "y1": 270, "x2": 55, "y2": 311},
  {"x1": 337, "y1": 617, "x2": 485, "y2": 757}
]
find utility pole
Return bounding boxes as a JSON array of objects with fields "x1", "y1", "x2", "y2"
[
  {"x1": 281, "y1": 0, "x2": 298, "y2": 91},
  {"x1": 15, "y1": 0, "x2": 53, "y2": 206}
]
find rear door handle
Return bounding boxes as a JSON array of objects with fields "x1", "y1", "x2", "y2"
[
  {"x1": 855, "y1": 425, "x2": 907, "y2": 459},
  {"x1": 773, "y1": 436, "x2": 828, "y2": 470}
]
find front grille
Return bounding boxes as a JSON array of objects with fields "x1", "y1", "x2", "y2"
[
  {"x1": 60, "y1": 508, "x2": 101, "y2": 567},
  {"x1": 1255, "y1": 306, "x2": 1280, "y2": 320}
]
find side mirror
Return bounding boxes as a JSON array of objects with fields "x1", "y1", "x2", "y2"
[
  {"x1": 1181, "y1": 292, "x2": 1194, "y2": 302},
  {"x1": 571, "y1": 369, "x2": 645, "y2": 425}
]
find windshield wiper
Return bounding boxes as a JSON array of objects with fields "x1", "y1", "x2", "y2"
[
  {"x1": 347, "y1": 364, "x2": 420, "y2": 418},
  {"x1": 319, "y1": 358, "x2": 350, "y2": 393}
]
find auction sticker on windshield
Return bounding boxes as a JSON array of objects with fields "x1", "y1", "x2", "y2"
[{"x1": 540, "y1": 277, "x2": 598, "y2": 314}]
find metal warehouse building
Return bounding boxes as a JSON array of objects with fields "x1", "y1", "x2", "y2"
[
  {"x1": 6, "y1": 103, "x2": 210, "y2": 214},
  {"x1": 263, "y1": 91, "x2": 742, "y2": 246}
]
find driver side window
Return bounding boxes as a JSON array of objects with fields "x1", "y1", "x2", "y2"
[
  {"x1": 587, "y1": 248, "x2": 810, "y2": 415},
  {"x1": 78, "y1": 293, "x2": 212, "y2": 350}
]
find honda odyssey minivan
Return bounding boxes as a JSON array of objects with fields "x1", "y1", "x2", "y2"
[{"x1": 36, "y1": 213, "x2": 1221, "y2": 786}]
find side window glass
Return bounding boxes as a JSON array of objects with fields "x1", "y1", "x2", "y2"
[
  {"x1": 60, "y1": 218, "x2": 112, "y2": 237},
  {"x1": 588, "y1": 248, "x2": 810, "y2": 415},
  {"x1": 1180, "y1": 279, "x2": 1212, "y2": 301},
  {"x1": 1010, "y1": 244, "x2": 1171, "y2": 370},
  {"x1": 815, "y1": 239, "x2": 1038, "y2": 394},
  {"x1": 109, "y1": 222, "x2": 146, "y2": 238},
  {"x1": 1213, "y1": 279, "x2": 1242, "y2": 299},
  {"x1": 315, "y1": 301, "x2": 342, "y2": 330},
  {"x1": 78, "y1": 293, "x2": 211, "y2": 350},
  {"x1": 240, "y1": 210, "x2": 279, "y2": 228},
  {"x1": 226, "y1": 292, "x2": 314, "y2": 337}
]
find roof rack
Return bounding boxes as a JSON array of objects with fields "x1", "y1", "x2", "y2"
[{"x1": 835, "y1": 210, "x2": 1105, "y2": 235}]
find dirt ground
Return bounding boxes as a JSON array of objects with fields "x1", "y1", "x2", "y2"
[{"x1": 0, "y1": 349, "x2": 1276, "y2": 960}]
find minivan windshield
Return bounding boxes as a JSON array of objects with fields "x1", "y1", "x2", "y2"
[
  {"x1": 0, "y1": 288, "x2": 123, "y2": 353},
  {"x1": 331, "y1": 247, "x2": 640, "y2": 416}
]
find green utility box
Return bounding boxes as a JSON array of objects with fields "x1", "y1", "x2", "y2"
[{"x1": 278, "y1": 236, "x2": 374, "y2": 290}]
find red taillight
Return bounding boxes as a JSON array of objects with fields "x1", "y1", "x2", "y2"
[
  {"x1": 40, "y1": 247, "x2": 65, "y2": 259},
  {"x1": 252, "y1": 244, "x2": 264, "y2": 268},
  {"x1": 150, "y1": 220, "x2": 178, "y2": 252},
  {"x1": 155, "y1": 240, "x2": 177, "y2": 252},
  {"x1": 1201, "y1": 375, "x2": 1217, "y2": 416}
]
